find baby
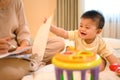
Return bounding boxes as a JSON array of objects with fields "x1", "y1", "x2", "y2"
[{"x1": 50, "y1": 10, "x2": 120, "y2": 72}]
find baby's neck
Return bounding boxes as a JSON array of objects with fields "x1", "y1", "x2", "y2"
[{"x1": 84, "y1": 38, "x2": 96, "y2": 44}]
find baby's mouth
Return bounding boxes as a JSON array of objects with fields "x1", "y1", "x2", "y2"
[{"x1": 80, "y1": 32, "x2": 87, "y2": 36}]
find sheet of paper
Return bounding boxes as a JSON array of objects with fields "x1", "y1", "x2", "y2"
[
  {"x1": 32, "y1": 15, "x2": 53, "y2": 61},
  {"x1": 0, "y1": 46, "x2": 32, "y2": 58}
]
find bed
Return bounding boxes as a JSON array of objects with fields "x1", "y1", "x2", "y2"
[{"x1": 22, "y1": 37, "x2": 120, "y2": 80}]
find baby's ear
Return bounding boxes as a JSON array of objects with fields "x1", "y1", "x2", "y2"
[{"x1": 97, "y1": 29, "x2": 102, "y2": 34}]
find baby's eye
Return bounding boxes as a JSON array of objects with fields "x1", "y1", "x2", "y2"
[
  {"x1": 86, "y1": 26, "x2": 90, "y2": 29},
  {"x1": 79, "y1": 25, "x2": 83, "y2": 28}
]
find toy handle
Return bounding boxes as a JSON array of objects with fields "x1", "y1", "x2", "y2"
[{"x1": 109, "y1": 64, "x2": 120, "y2": 75}]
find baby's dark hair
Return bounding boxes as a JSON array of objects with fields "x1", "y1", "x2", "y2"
[{"x1": 81, "y1": 10, "x2": 105, "y2": 29}]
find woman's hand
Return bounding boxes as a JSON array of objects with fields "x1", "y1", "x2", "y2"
[
  {"x1": 15, "y1": 40, "x2": 31, "y2": 54},
  {"x1": 0, "y1": 38, "x2": 10, "y2": 54},
  {"x1": 16, "y1": 46, "x2": 32, "y2": 54}
]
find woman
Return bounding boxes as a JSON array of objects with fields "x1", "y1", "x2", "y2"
[
  {"x1": 0, "y1": 0, "x2": 65, "y2": 79},
  {"x1": 0, "y1": 0, "x2": 33, "y2": 80},
  {"x1": 0, "y1": 0, "x2": 31, "y2": 52}
]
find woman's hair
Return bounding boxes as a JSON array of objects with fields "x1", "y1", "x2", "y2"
[{"x1": 81, "y1": 10, "x2": 105, "y2": 29}]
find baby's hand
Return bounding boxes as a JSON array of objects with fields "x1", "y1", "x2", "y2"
[
  {"x1": 43, "y1": 17, "x2": 47, "y2": 23},
  {"x1": 109, "y1": 64, "x2": 120, "y2": 75}
]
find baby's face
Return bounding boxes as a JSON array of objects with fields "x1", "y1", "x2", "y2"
[{"x1": 78, "y1": 18, "x2": 101, "y2": 42}]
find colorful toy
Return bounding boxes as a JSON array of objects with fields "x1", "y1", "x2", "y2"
[
  {"x1": 52, "y1": 47, "x2": 102, "y2": 80},
  {"x1": 109, "y1": 64, "x2": 120, "y2": 76}
]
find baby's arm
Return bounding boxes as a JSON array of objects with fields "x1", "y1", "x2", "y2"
[
  {"x1": 106, "y1": 54, "x2": 120, "y2": 75},
  {"x1": 50, "y1": 25, "x2": 68, "y2": 39},
  {"x1": 106, "y1": 54, "x2": 119, "y2": 64}
]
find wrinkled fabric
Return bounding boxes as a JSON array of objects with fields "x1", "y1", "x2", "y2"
[{"x1": 0, "y1": 57, "x2": 45, "y2": 80}]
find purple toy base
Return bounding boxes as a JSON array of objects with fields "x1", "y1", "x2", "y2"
[{"x1": 54, "y1": 66, "x2": 99, "y2": 80}]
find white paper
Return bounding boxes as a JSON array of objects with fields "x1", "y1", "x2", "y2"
[
  {"x1": 0, "y1": 46, "x2": 32, "y2": 58},
  {"x1": 32, "y1": 15, "x2": 53, "y2": 61}
]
